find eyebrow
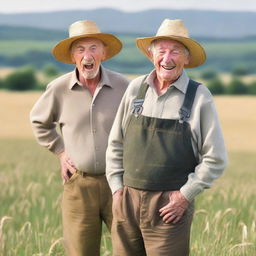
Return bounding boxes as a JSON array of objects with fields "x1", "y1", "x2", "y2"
[
  {"x1": 157, "y1": 44, "x2": 183, "y2": 50},
  {"x1": 75, "y1": 43, "x2": 98, "y2": 48}
]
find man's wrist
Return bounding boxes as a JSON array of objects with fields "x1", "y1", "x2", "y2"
[
  {"x1": 113, "y1": 188, "x2": 123, "y2": 195},
  {"x1": 57, "y1": 151, "x2": 65, "y2": 158}
]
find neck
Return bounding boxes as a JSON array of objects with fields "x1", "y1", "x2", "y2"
[
  {"x1": 154, "y1": 78, "x2": 172, "y2": 96},
  {"x1": 79, "y1": 72, "x2": 101, "y2": 96},
  {"x1": 154, "y1": 73, "x2": 182, "y2": 96}
]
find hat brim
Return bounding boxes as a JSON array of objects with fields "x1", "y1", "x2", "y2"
[
  {"x1": 52, "y1": 33, "x2": 122, "y2": 64},
  {"x1": 136, "y1": 36, "x2": 206, "y2": 68}
]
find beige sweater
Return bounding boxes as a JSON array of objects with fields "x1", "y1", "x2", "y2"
[
  {"x1": 106, "y1": 70, "x2": 228, "y2": 201},
  {"x1": 30, "y1": 66, "x2": 129, "y2": 175}
]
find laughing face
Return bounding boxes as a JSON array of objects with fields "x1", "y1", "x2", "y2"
[
  {"x1": 71, "y1": 38, "x2": 106, "y2": 82},
  {"x1": 150, "y1": 39, "x2": 190, "y2": 86}
]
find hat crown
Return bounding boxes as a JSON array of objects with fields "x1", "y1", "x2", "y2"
[
  {"x1": 69, "y1": 20, "x2": 101, "y2": 37},
  {"x1": 52, "y1": 19, "x2": 122, "y2": 64},
  {"x1": 135, "y1": 18, "x2": 206, "y2": 68},
  {"x1": 156, "y1": 19, "x2": 189, "y2": 38}
]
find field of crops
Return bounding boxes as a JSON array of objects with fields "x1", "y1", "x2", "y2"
[
  {"x1": 1, "y1": 38, "x2": 256, "y2": 74},
  {"x1": 1, "y1": 39, "x2": 256, "y2": 57},
  {"x1": 0, "y1": 91, "x2": 255, "y2": 255},
  {"x1": 0, "y1": 40, "x2": 53, "y2": 57}
]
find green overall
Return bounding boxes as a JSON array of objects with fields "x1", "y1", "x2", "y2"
[{"x1": 123, "y1": 78, "x2": 199, "y2": 191}]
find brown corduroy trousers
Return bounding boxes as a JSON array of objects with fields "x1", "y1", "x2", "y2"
[
  {"x1": 112, "y1": 186, "x2": 194, "y2": 256},
  {"x1": 62, "y1": 173, "x2": 112, "y2": 256}
]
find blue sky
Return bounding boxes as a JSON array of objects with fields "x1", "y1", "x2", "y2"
[{"x1": 2, "y1": 0, "x2": 256, "y2": 13}]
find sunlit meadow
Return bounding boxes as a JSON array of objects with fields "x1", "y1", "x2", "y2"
[{"x1": 0, "y1": 92, "x2": 255, "y2": 255}]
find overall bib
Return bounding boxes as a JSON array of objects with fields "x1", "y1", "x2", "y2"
[{"x1": 123, "y1": 78, "x2": 199, "y2": 190}]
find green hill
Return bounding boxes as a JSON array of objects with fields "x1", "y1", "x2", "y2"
[
  {"x1": 1, "y1": 8, "x2": 256, "y2": 38},
  {"x1": 1, "y1": 25, "x2": 256, "y2": 74},
  {"x1": 0, "y1": 25, "x2": 66, "y2": 41}
]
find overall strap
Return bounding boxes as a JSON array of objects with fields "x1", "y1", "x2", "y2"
[
  {"x1": 132, "y1": 75, "x2": 149, "y2": 117},
  {"x1": 179, "y1": 79, "x2": 200, "y2": 123},
  {"x1": 136, "y1": 75, "x2": 149, "y2": 99}
]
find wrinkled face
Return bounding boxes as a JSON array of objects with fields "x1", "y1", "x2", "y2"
[
  {"x1": 150, "y1": 39, "x2": 190, "y2": 84},
  {"x1": 71, "y1": 38, "x2": 106, "y2": 80}
]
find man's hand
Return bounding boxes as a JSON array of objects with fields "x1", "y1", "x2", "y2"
[
  {"x1": 113, "y1": 189, "x2": 123, "y2": 200},
  {"x1": 112, "y1": 188, "x2": 123, "y2": 207},
  {"x1": 58, "y1": 151, "x2": 77, "y2": 181},
  {"x1": 159, "y1": 190, "x2": 189, "y2": 224}
]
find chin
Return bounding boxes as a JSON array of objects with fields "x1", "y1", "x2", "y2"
[
  {"x1": 82, "y1": 71, "x2": 97, "y2": 80},
  {"x1": 162, "y1": 74, "x2": 176, "y2": 80}
]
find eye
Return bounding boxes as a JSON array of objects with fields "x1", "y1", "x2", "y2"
[
  {"x1": 90, "y1": 46, "x2": 97, "y2": 52},
  {"x1": 157, "y1": 50, "x2": 165, "y2": 55},
  {"x1": 75, "y1": 47, "x2": 84, "y2": 53},
  {"x1": 172, "y1": 50, "x2": 180, "y2": 55}
]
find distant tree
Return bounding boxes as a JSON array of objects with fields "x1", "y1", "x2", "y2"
[
  {"x1": 186, "y1": 71, "x2": 196, "y2": 80},
  {"x1": 34, "y1": 82, "x2": 47, "y2": 91},
  {"x1": 4, "y1": 66, "x2": 38, "y2": 91},
  {"x1": 248, "y1": 80, "x2": 256, "y2": 95},
  {"x1": 0, "y1": 78, "x2": 4, "y2": 89},
  {"x1": 227, "y1": 78, "x2": 247, "y2": 95},
  {"x1": 43, "y1": 63, "x2": 60, "y2": 77},
  {"x1": 207, "y1": 78, "x2": 225, "y2": 95},
  {"x1": 231, "y1": 64, "x2": 249, "y2": 76},
  {"x1": 201, "y1": 69, "x2": 218, "y2": 80}
]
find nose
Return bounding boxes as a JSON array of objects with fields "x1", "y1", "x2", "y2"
[
  {"x1": 83, "y1": 54, "x2": 93, "y2": 62},
  {"x1": 162, "y1": 52, "x2": 173, "y2": 64}
]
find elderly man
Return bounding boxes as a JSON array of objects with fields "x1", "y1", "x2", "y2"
[
  {"x1": 106, "y1": 19, "x2": 227, "y2": 256},
  {"x1": 30, "y1": 20, "x2": 129, "y2": 256}
]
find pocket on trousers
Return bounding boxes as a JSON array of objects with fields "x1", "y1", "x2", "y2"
[
  {"x1": 151, "y1": 197, "x2": 195, "y2": 232},
  {"x1": 63, "y1": 172, "x2": 79, "y2": 185},
  {"x1": 112, "y1": 194, "x2": 126, "y2": 223},
  {"x1": 150, "y1": 191, "x2": 174, "y2": 230}
]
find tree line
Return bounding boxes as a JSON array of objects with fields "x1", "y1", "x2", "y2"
[
  {"x1": 0, "y1": 65, "x2": 256, "y2": 95},
  {"x1": 199, "y1": 67, "x2": 256, "y2": 95}
]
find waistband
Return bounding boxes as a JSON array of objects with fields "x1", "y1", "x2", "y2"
[{"x1": 76, "y1": 170, "x2": 105, "y2": 177}]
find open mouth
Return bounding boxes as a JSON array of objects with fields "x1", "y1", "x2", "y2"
[
  {"x1": 83, "y1": 63, "x2": 94, "y2": 70},
  {"x1": 161, "y1": 65, "x2": 176, "y2": 70}
]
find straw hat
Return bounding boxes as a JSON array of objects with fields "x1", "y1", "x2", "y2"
[
  {"x1": 52, "y1": 20, "x2": 122, "y2": 64},
  {"x1": 136, "y1": 19, "x2": 206, "y2": 68}
]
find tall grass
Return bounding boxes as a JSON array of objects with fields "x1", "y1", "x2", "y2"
[
  {"x1": 1, "y1": 138, "x2": 255, "y2": 255},
  {"x1": 0, "y1": 139, "x2": 112, "y2": 256},
  {"x1": 191, "y1": 152, "x2": 256, "y2": 255}
]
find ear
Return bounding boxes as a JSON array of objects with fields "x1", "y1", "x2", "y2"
[
  {"x1": 147, "y1": 49, "x2": 154, "y2": 62},
  {"x1": 101, "y1": 46, "x2": 107, "y2": 61},
  {"x1": 70, "y1": 52, "x2": 76, "y2": 63},
  {"x1": 184, "y1": 54, "x2": 190, "y2": 65}
]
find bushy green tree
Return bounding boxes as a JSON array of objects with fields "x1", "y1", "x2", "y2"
[
  {"x1": 201, "y1": 69, "x2": 217, "y2": 80},
  {"x1": 207, "y1": 78, "x2": 225, "y2": 95},
  {"x1": 227, "y1": 78, "x2": 247, "y2": 95},
  {"x1": 43, "y1": 63, "x2": 60, "y2": 77},
  {"x1": 248, "y1": 80, "x2": 256, "y2": 95},
  {"x1": 0, "y1": 78, "x2": 4, "y2": 89},
  {"x1": 4, "y1": 66, "x2": 38, "y2": 91},
  {"x1": 231, "y1": 64, "x2": 249, "y2": 76}
]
